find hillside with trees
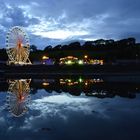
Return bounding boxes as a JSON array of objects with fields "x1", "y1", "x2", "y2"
[{"x1": 0, "y1": 37, "x2": 140, "y2": 63}]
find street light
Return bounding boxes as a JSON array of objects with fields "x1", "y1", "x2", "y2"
[
  {"x1": 84, "y1": 55, "x2": 88, "y2": 59},
  {"x1": 42, "y1": 56, "x2": 49, "y2": 60},
  {"x1": 78, "y1": 60, "x2": 83, "y2": 65}
]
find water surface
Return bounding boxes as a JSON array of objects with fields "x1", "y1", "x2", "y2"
[{"x1": 0, "y1": 77, "x2": 140, "y2": 140}]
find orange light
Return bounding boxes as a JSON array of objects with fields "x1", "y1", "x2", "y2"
[
  {"x1": 85, "y1": 82, "x2": 88, "y2": 86},
  {"x1": 17, "y1": 39, "x2": 22, "y2": 49},
  {"x1": 100, "y1": 60, "x2": 104, "y2": 65},
  {"x1": 67, "y1": 56, "x2": 74, "y2": 59},
  {"x1": 21, "y1": 96, "x2": 25, "y2": 100},
  {"x1": 42, "y1": 82, "x2": 49, "y2": 86},
  {"x1": 84, "y1": 55, "x2": 88, "y2": 59}
]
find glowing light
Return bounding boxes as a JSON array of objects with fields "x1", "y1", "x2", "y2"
[
  {"x1": 42, "y1": 82, "x2": 49, "y2": 86},
  {"x1": 68, "y1": 79, "x2": 72, "y2": 83},
  {"x1": 100, "y1": 60, "x2": 104, "y2": 65},
  {"x1": 78, "y1": 60, "x2": 83, "y2": 65},
  {"x1": 20, "y1": 96, "x2": 25, "y2": 101},
  {"x1": 67, "y1": 60, "x2": 72, "y2": 65},
  {"x1": 85, "y1": 82, "x2": 88, "y2": 86},
  {"x1": 42, "y1": 56, "x2": 49, "y2": 60},
  {"x1": 79, "y1": 78, "x2": 83, "y2": 83},
  {"x1": 84, "y1": 55, "x2": 88, "y2": 59},
  {"x1": 67, "y1": 56, "x2": 74, "y2": 59}
]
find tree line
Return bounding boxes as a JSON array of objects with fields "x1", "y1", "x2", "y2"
[{"x1": 0, "y1": 37, "x2": 140, "y2": 62}]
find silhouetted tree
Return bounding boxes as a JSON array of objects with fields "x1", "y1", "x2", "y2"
[
  {"x1": 44, "y1": 45, "x2": 53, "y2": 51},
  {"x1": 30, "y1": 45, "x2": 37, "y2": 52}
]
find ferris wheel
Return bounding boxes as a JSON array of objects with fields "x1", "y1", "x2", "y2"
[
  {"x1": 6, "y1": 26, "x2": 31, "y2": 65},
  {"x1": 6, "y1": 79, "x2": 31, "y2": 117}
]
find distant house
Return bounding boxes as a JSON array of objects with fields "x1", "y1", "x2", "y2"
[
  {"x1": 59, "y1": 56, "x2": 104, "y2": 65},
  {"x1": 42, "y1": 55, "x2": 54, "y2": 65},
  {"x1": 59, "y1": 56, "x2": 78, "y2": 65},
  {"x1": 88, "y1": 59, "x2": 104, "y2": 65}
]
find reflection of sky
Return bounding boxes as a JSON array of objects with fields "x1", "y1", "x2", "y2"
[{"x1": 0, "y1": 90, "x2": 140, "y2": 140}]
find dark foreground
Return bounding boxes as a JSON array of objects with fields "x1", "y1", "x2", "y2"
[{"x1": 1, "y1": 64, "x2": 140, "y2": 79}]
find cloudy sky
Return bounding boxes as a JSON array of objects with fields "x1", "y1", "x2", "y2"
[{"x1": 0, "y1": 0, "x2": 140, "y2": 49}]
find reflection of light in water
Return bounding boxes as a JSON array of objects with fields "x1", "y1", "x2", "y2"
[
  {"x1": 42, "y1": 82, "x2": 49, "y2": 86},
  {"x1": 6, "y1": 79, "x2": 31, "y2": 117},
  {"x1": 79, "y1": 77, "x2": 83, "y2": 83},
  {"x1": 85, "y1": 82, "x2": 88, "y2": 86}
]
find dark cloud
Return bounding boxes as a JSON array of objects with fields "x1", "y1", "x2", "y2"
[
  {"x1": 0, "y1": 4, "x2": 39, "y2": 27},
  {"x1": 0, "y1": 0, "x2": 140, "y2": 49}
]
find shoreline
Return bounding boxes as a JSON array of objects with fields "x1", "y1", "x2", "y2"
[{"x1": 1, "y1": 64, "x2": 140, "y2": 79}]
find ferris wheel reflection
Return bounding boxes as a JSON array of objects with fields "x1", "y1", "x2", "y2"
[{"x1": 6, "y1": 79, "x2": 31, "y2": 117}]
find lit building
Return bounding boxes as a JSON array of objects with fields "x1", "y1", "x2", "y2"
[
  {"x1": 59, "y1": 56, "x2": 104, "y2": 65},
  {"x1": 89, "y1": 59, "x2": 104, "y2": 65},
  {"x1": 59, "y1": 56, "x2": 78, "y2": 65},
  {"x1": 42, "y1": 55, "x2": 54, "y2": 65}
]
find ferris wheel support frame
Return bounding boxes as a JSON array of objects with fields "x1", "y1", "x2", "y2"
[{"x1": 7, "y1": 57, "x2": 32, "y2": 65}]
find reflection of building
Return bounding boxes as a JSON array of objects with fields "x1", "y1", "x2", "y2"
[
  {"x1": 60, "y1": 79, "x2": 79, "y2": 86},
  {"x1": 89, "y1": 59, "x2": 104, "y2": 65},
  {"x1": 28, "y1": 78, "x2": 137, "y2": 99},
  {"x1": 6, "y1": 79, "x2": 31, "y2": 117},
  {"x1": 60, "y1": 78, "x2": 103, "y2": 86}
]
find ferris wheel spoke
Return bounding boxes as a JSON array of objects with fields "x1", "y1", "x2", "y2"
[
  {"x1": 7, "y1": 46, "x2": 16, "y2": 49},
  {"x1": 7, "y1": 45, "x2": 16, "y2": 48},
  {"x1": 22, "y1": 85, "x2": 27, "y2": 92},
  {"x1": 11, "y1": 104, "x2": 19, "y2": 114},
  {"x1": 9, "y1": 100, "x2": 18, "y2": 108},
  {"x1": 8, "y1": 42, "x2": 16, "y2": 45},
  {"x1": 23, "y1": 48, "x2": 28, "y2": 55},
  {"x1": 10, "y1": 95, "x2": 17, "y2": 101},
  {"x1": 18, "y1": 34, "x2": 24, "y2": 41},
  {"x1": 7, "y1": 47, "x2": 17, "y2": 54},
  {"x1": 21, "y1": 48, "x2": 28, "y2": 59},
  {"x1": 10, "y1": 51, "x2": 15, "y2": 57},
  {"x1": 10, "y1": 32, "x2": 18, "y2": 40},
  {"x1": 13, "y1": 28, "x2": 19, "y2": 36},
  {"x1": 9, "y1": 48, "x2": 16, "y2": 52},
  {"x1": 10, "y1": 100, "x2": 18, "y2": 109},
  {"x1": 10, "y1": 49, "x2": 17, "y2": 57}
]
